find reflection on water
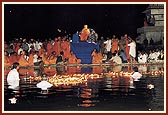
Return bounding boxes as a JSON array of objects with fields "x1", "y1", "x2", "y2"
[{"x1": 4, "y1": 64, "x2": 164, "y2": 111}]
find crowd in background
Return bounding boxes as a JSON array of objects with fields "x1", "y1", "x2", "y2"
[{"x1": 4, "y1": 25, "x2": 164, "y2": 67}]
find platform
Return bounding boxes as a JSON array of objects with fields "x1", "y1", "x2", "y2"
[{"x1": 70, "y1": 41, "x2": 100, "y2": 64}]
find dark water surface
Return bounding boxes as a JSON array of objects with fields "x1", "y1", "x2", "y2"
[{"x1": 4, "y1": 64, "x2": 164, "y2": 112}]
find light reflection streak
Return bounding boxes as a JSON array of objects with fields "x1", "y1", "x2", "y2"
[{"x1": 29, "y1": 70, "x2": 164, "y2": 87}]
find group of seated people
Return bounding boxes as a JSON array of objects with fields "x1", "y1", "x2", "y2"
[
  {"x1": 4, "y1": 49, "x2": 82, "y2": 67},
  {"x1": 5, "y1": 45, "x2": 124, "y2": 68},
  {"x1": 4, "y1": 35, "x2": 83, "y2": 67},
  {"x1": 137, "y1": 48, "x2": 164, "y2": 63}
]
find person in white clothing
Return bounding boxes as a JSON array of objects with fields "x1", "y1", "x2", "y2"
[
  {"x1": 17, "y1": 46, "x2": 23, "y2": 55},
  {"x1": 110, "y1": 53, "x2": 122, "y2": 65},
  {"x1": 129, "y1": 66, "x2": 142, "y2": 88},
  {"x1": 131, "y1": 67, "x2": 142, "y2": 81},
  {"x1": 36, "y1": 74, "x2": 53, "y2": 91},
  {"x1": 148, "y1": 50, "x2": 154, "y2": 62},
  {"x1": 138, "y1": 51, "x2": 147, "y2": 63},
  {"x1": 7, "y1": 62, "x2": 20, "y2": 89},
  {"x1": 128, "y1": 38, "x2": 136, "y2": 64},
  {"x1": 154, "y1": 49, "x2": 160, "y2": 62},
  {"x1": 104, "y1": 37, "x2": 112, "y2": 61}
]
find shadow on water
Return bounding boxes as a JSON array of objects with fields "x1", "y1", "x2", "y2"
[{"x1": 4, "y1": 64, "x2": 164, "y2": 111}]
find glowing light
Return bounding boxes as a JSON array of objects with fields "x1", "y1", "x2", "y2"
[
  {"x1": 8, "y1": 97, "x2": 17, "y2": 104},
  {"x1": 82, "y1": 100, "x2": 92, "y2": 103},
  {"x1": 57, "y1": 29, "x2": 61, "y2": 32},
  {"x1": 78, "y1": 103, "x2": 95, "y2": 107},
  {"x1": 147, "y1": 84, "x2": 154, "y2": 89},
  {"x1": 28, "y1": 69, "x2": 164, "y2": 87}
]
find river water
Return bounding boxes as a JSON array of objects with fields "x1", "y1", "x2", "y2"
[{"x1": 3, "y1": 64, "x2": 164, "y2": 112}]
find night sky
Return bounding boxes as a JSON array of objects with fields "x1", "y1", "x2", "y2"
[{"x1": 4, "y1": 4, "x2": 149, "y2": 41}]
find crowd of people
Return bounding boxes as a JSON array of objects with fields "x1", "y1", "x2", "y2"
[
  {"x1": 4, "y1": 36, "x2": 81, "y2": 67},
  {"x1": 137, "y1": 48, "x2": 164, "y2": 63},
  {"x1": 4, "y1": 25, "x2": 164, "y2": 68},
  {"x1": 5, "y1": 25, "x2": 164, "y2": 92}
]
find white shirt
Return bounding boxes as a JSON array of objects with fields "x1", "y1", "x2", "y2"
[
  {"x1": 131, "y1": 72, "x2": 142, "y2": 81},
  {"x1": 148, "y1": 53, "x2": 152, "y2": 59},
  {"x1": 7, "y1": 69, "x2": 20, "y2": 89},
  {"x1": 34, "y1": 41, "x2": 40, "y2": 51},
  {"x1": 36, "y1": 81, "x2": 53, "y2": 90},
  {"x1": 18, "y1": 48, "x2": 23, "y2": 55},
  {"x1": 111, "y1": 56, "x2": 122, "y2": 64},
  {"x1": 128, "y1": 41, "x2": 136, "y2": 58},
  {"x1": 104, "y1": 39, "x2": 112, "y2": 52},
  {"x1": 33, "y1": 54, "x2": 39, "y2": 63},
  {"x1": 138, "y1": 54, "x2": 147, "y2": 63},
  {"x1": 154, "y1": 51, "x2": 160, "y2": 61},
  {"x1": 155, "y1": 51, "x2": 160, "y2": 58}
]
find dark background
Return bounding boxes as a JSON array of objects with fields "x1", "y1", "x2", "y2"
[{"x1": 4, "y1": 4, "x2": 149, "y2": 41}]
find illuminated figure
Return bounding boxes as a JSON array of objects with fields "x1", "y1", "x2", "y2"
[{"x1": 80, "y1": 25, "x2": 90, "y2": 41}]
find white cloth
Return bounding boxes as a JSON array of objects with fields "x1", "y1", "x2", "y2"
[
  {"x1": 104, "y1": 39, "x2": 112, "y2": 52},
  {"x1": 138, "y1": 54, "x2": 147, "y2": 63},
  {"x1": 33, "y1": 54, "x2": 39, "y2": 63},
  {"x1": 36, "y1": 81, "x2": 53, "y2": 90},
  {"x1": 17, "y1": 48, "x2": 23, "y2": 55},
  {"x1": 35, "y1": 41, "x2": 41, "y2": 51},
  {"x1": 138, "y1": 65, "x2": 147, "y2": 72},
  {"x1": 131, "y1": 72, "x2": 142, "y2": 81},
  {"x1": 7, "y1": 69, "x2": 20, "y2": 89},
  {"x1": 148, "y1": 53, "x2": 153, "y2": 60},
  {"x1": 154, "y1": 52, "x2": 160, "y2": 61},
  {"x1": 111, "y1": 56, "x2": 122, "y2": 64},
  {"x1": 128, "y1": 41, "x2": 136, "y2": 58}
]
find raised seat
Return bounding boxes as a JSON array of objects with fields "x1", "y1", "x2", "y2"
[{"x1": 70, "y1": 41, "x2": 99, "y2": 64}]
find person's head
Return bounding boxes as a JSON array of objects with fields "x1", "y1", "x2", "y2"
[
  {"x1": 23, "y1": 38, "x2": 27, "y2": 43},
  {"x1": 141, "y1": 51, "x2": 145, "y2": 55},
  {"x1": 55, "y1": 37, "x2": 58, "y2": 41},
  {"x1": 120, "y1": 49, "x2": 124, "y2": 52},
  {"x1": 4, "y1": 51, "x2": 9, "y2": 56},
  {"x1": 112, "y1": 53, "x2": 116, "y2": 57},
  {"x1": 41, "y1": 74, "x2": 47, "y2": 81},
  {"x1": 84, "y1": 25, "x2": 88, "y2": 29},
  {"x1": 70, "y1": 51, "x2": 74, "y2": 55},
  {"x1": 20, "y1": 50, "x2": 26, "y2": 55},
  {"x1": 60, "y1": 51, "x2": 64, "y2": 56},
  {"x1": 35, "y1": 51, "x2": 39, "y2": 54},
  {"x1": 133, "y1": 67, "x2": 138, "y2": 72},
  {"x1": 11, "y1": 62, "x2": 19, "y2": 70},
  {"x1": 52, "y1": 51, "x2": 56, "y2": 55},
  {"x1": 93, "y1": 48, "x2": 97, "y2": 52},
  {"x1": 114, "y1": 50, "x2": 118, "y2": 54},
  {"x1": 124, "y1": 34, "x2": 128, "y2": 38}
]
